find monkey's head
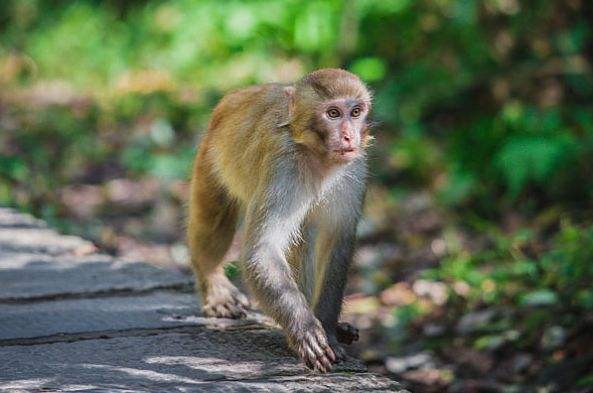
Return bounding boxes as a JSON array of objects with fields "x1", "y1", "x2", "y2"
[{"x1": 284, "y1": 69, "x2": 373, "y2": 164}]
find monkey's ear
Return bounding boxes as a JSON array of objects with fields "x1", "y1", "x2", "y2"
[{"x1": 277, "y1": 86, "x2": 295, "y2": 127}]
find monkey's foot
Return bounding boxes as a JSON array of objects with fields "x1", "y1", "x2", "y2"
[
  {"x1": 289, "y1": 319, "x2": 336, "y2": 373},
  {"x1": 336, "y1": 322, "x2": 359, "y2": 345},
  {"x1": 202, "y1": 281, "x2": 251, "y2": 319}
]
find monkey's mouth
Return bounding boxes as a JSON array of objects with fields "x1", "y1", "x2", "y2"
[{"x1": 332, "y1": 148, "x2": 358, "y2": 160}]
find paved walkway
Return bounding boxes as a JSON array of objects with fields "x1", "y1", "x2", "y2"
[{"x1": 0, "y1": 208, "x2": 406, "y2": 392}]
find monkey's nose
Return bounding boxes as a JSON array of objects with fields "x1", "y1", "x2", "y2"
[{"x1": 342, "y1": 134, "x2": 351, "y2": 142}]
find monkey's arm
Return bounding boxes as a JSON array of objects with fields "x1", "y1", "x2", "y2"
[{"x1": 240, "y1": 164, "x2": 336, "y2": 372}]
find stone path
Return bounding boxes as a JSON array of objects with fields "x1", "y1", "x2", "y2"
[{"x1": 0, "y1": 208, "x2": 406, "y2": 392}]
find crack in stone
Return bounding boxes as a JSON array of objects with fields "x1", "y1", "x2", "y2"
[
  {"x1": 0, "y1": 282, "x2": 194, "y2": 305},
  {"x1": 0, "y1": 326, "x2": 203, "y2": 347},
  {"x1": 0, "y1": 322, "x2": 271, "y2": 347}
]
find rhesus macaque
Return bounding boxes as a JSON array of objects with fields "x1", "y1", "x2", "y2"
[{"x1": 187, "y1": 69, "x2": 372, "y2": 372}]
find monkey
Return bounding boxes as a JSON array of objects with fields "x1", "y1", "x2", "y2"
[{"x1": 187, "y1": 68, "x2": 372, "y2": 372}]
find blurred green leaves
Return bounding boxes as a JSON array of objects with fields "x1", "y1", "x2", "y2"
[
  {"x1": 350, "y1": 57, "x2": 387, "y2": 82},
  {"x1": 0, "y1": 0, "x2": 591, "y2": 222},
  {"x1": 294, "y1": 1, "x2": 339, "y2": 53},
  {"x1": 428, "y1": 220, "x2": 593, "y2": 355},
  {"x1": 519, "y1": 289, "x2": 558, "y2": 307},
  {"x1": 495, "y1": 135, "x2": 577, "y2": 198}
]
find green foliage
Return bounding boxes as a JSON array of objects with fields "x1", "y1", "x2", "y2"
[
  {"x1": 429, "y1": 221, "x2": 593, "y2": 352},
  {"x1": 1, "y1": 1, "x2": 592, "y2": 215},
  {"x1": 350, "y1": 57, "x2": 387, "y2": 82}
]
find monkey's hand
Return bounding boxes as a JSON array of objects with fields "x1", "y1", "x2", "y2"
[
  {"x1": 336, "y1": 322, "x2": 359, "y2": 345},
  {"x1": 288, "y1": 317, "x2": 336, "y2": 373}
]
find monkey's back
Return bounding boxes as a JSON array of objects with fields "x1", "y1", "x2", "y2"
[{"x1": 197, "y1": 83, "x2": 291, "y2": 204}]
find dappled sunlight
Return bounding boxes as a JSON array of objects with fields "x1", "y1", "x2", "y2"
[
  {"x1": 82, "y1": 364, "x2": 203, "y2": 385},
  {"x1": 0, "y1": 378, "x2": 54, "y2": 390},
  {"x1": 143, "y1": 355, "x2": 275, "y2": 375}
]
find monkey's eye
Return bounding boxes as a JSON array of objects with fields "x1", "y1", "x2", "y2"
[
  {"x1": 350, "y1": 107, "x2": 362, "y2": 118},
  {"x1": 326, "y1": 108, "x2": 341, "y2": 119}
]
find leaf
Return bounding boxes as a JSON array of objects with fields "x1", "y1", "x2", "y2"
[
  {"x1": 350, "y1": 57, "x2": 387, "y2": 82},
  {"x1": 495, "y1": 135, "x2": 576, "y2": 198},
  {"x1": 519, "y1": 290, "x2": 558, "y2": 307}
]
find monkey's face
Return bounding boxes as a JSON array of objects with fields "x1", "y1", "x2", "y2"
[{"x1": 315, "y1": 98, "x2": 369, "y2": 163}]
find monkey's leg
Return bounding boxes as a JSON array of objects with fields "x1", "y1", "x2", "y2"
[
  {"x1": 187, "y1": 156, "x2": 249, "y2": 319},
  {"x1": 241, "y1": 190, "x2": 336, "y2": 372},
  {"x1": 312, "y1": 226, "x2": 356, "y2": 362},
  {"x1": 288, "y1": 221, "x2": 357, "y2": 343},
  {"x1": 311, "y1": 171, "x2": 365, "y2": 362}
]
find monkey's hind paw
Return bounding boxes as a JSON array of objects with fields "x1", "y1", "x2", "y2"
[
  {"x1": 328, "y1": 339, "x2": 348, "y2": 363},
  {"x1": 336, "y1": 322, "x2": 359, "y2": 345},
  {"x1": 202, "y1": 286, "x2": 251, "y2": 319},
  {"x1": 290, "y1": 323, "x2": 337, "y2": 373}
]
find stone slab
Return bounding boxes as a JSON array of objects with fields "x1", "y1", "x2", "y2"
[
  {"x1": 0, "y1": 227, "x2": 95, "y2": 256},
  {"x1": 0, "y1": 208, "x2": 406, "y2": 392},
  {"x1": 0, "y1": 291, "x2": 204, "y2": 341},
  {"x1": 0, "y1": 330, "x2": 405, "y2": 392},
  {"x1": 0, "y1": 208, "x2": 46, "y2": 229},
  {"x1": 0, "y1": 252, "x2": 192, "y2": 301}
]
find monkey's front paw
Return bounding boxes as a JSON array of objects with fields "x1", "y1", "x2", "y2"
[
  {"x1": 289, "y1": 320, "x2": 336, "y2": 373},
  {"x1": 202, "y1": 285, "x2": 251, "y2": 319},
  {"x1": 336, "y1": 322, "x2": 359, "y2": 345}
]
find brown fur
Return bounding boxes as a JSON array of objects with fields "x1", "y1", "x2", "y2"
[{"x1": 187, "y1": 69, "x2": 372, "y2": 372}]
